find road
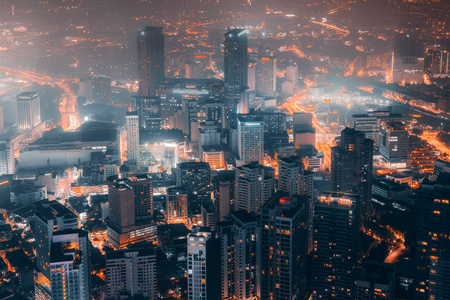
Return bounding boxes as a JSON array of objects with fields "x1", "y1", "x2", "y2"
[
  {"x1": 0, "y1": 66, "x2": 81, "y2": 131},
  {"x1": 385, "y1": 244, "x2": 407, "y2": 264},
  {"x1": 421, "y1": 131, "x2": 450, "y2": 160}
]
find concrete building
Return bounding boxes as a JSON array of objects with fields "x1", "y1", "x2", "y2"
[
  {"x1": 213, "y1": 170, "x2": 235, "y2": 222},
  {"x1": 49, "y1": 230, "x2": 91, "y2": 300},
  {"x1": 138, "y1": 27, "x2": 165, "y2": 97},
  {"x1": 17, "y1": 92, "x2": 41, "y2": 130},
  {"x1": 11, "y1": 182, "x2": 47, "y2": 207},
  {"x1": 126, "y1": 111, "x2": 140, "y2": 164},
  {"x1": 237, "y1": 116, "x2": 264, "y2": 162},
  {"x1": 260, "y1": 192, "x2": 309, "y2": 300},
  {"x1": 312, "y1": 192, "x2": 360, "y2": 300},
  {"x1": 356, "y1": 261, "x2": 396, "y2": 300},
  {"x1": 235, "y1": 162, "x2": 275, "y2": 213},
  {"x1": 256, "y1": 55, "x2": 276, "y2": 97},
  {"x1": 187, "y1": 227, "x2": 220, "y2": 300},
  {"x1": 106, "y1": 248, "x2": 157, "y2": 299},
  {"x1": 379, "y1": 121, "x2": 410, "y2": 169},
  {"x1": 166, "y1": 187, "x2": 188, "y2": 225}
]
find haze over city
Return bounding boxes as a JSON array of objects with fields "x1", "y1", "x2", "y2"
[{"x1": 0, "y1": 0, "x2": 449, "y2": 299}]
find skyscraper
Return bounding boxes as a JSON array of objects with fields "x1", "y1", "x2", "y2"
[
  {"x1": 312, "y1": 192, "x2": 360, "y2": 300},
  {"x1": 235, "y1": 161, "x2": 275, "y2": 214},
  {"x1": 217, "y1": 211, "x2": 260, "y2": 300},
  {"x1": 138, "y1": 27, "x2": 165, "y2": 97},
  {"x1": 278, "y1": 155, "x2": 314, "y2": 252},
  {"x1": 17, "y1": 92, "x2": 41, "y2": 130},
  {"x1": 224, "y1": 29, "x2": 248, "y2": 128},
  {"x1": 213, "y1": 170, "x2": 235, "y2": 222},
  {"x1": 107, "y1": 175, "x2": 155, "y2": 249},
  {"x1": 260, "y1": 192, "x2": 309, "y2": 300},
  {"x1": 414, "y1": 174, "x2": 450, "y2": 300},
  {"x1": 255, "y1": 55, "x2": 277, "y2": 97},
  {"x1": 126, "y1": 111, "x2": 140, "y2": 163},
  {"x1": 379, "y1": 121, "x2": 410, "y2": 169},
  {"x1": 187, "y1": 227, "x2": 220, "y2": 300},
  {"x1": 356, "y1": 261, "x2": 396, "y2": 300},
  {"x1": 331, "y1": 127, "x2": 373, "y2": 221},
  {"x1": 237, "y1": 116, "x2": 264, "y2": 162},
  {"x1": 106, "y1": 248, "x2": 157, "y2": 299},
  {"x1": 33, "y1": 200, "x2": 79, "y2": 278},
  {"x1": 49, "y1": 229, "x2": 91, "y2": 300}
]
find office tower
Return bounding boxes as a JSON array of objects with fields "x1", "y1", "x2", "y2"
[
  {"x1": 176, "y1": 162, "x2": 211, "y2": 194},
  {"x1": 213, "y1": 170, "x2": 235, "y2": 222},
  {"x1": 131, "y1": 96, "x2": 162, "y2": 130},
  {"x1": 138, "y1": 27, "x2": 165, "y2": 97},
  {"x1": 278, "y1": 155, "x2": 314, "y2": 252},
  {"x1": 293, "y1": 112, "x2": 316, "y2": 148},
  {"x1": 187, "y1": 227, "x2": 220, "y2": 300},
  {"x1": 352, "y1": 108, "x2": 403, "y2": 148},
  {"x1": 33, "y1": 200, "x2": 78, "y2": 278},
  {"x1": 415, "y1": 174, "x2": 450, "y2": 300},
  {"x1": 237, "y1": 116, "x2": 264, "y2": 162},
  {"x1": 260, "y1": 192, "x2": 309, "y2": 300},
  {"x1": 17, "y1": 92, "x2": 41, "y2": 130},
  {"x1": 379, "y1": 121, "x2": 410, "y2": 169},
  {"x1": 125, "y1": 111, "x2": 140, "y2": 163},
  {"x1": 106, "y1": 248, "x2": 157, "y2": 299},
  {"x1": 331, "y1": 127, "x2": 373, "y2": 221},
  {"x1": 248, "y1": 63, "x2": 256, "y2": 91},
  {"x1": 217, "y1": 211, "x2": 259, "y2": 300},
  {"x1": 107, "y1": 175, "x2": 155, "y2": 249},
  {"x1": 224, "y1": 29, "x2": 248, "y2": 128},
  {"x1": 0, "y1": 142, "x2": 13, "y2": 175},
  {"x1": 166, "y1": 187, "x2": 188, "y2": 225},
  {"x1": 286, "y1": 64, "x2": 299, "y2": 87},
  {"x1": 198, "y1": 121, "x2": 221, "y2": 146},
  {"x1": 256, "y1": 55, "x2": 276, "y2": 97},
  {"x1": 245, "y1": 110, "x2": 287, "y2": 135},
  {"x1": 49, "y1": 229, "x2": 91, "y2": 300},
  {"x1": 0, "y1": 175, "x2": 12, "y2": 209},
  {"x1": 235, "y1": 162, "x2": 275, "y2": 213},
  {"x1": 205, "y1": 100, "x2": 225, "y2": 127},
  {"x1": 312, "y1": 192, "x2": 360, "y2": 300},
  {"x1": 356, "y1": 261, "x2": 396, "y2": 300}
]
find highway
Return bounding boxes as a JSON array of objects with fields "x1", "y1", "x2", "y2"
[{"x1": 0, "y1": 66, "x2": 81, "y2": 131}]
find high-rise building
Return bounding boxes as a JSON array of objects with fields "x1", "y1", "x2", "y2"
[
  {"x1": 312, "y1": 192, "x2": 360, "y2": 300},
  {"x1": 49, "y1": 229, "x2": 91, "y2": 300},
  {"x1": 138, "y1": 27, "x2": 165, "y2": 97},
  {"x1": 331, "y1": 127, "x2": 373, "y2": 221},
  {"x1": 106, "y1": 248, "x2": 157, "y2": 299},
  {"x1": 425, "y1": 46, "x2": 449, "y2": 76},
  {"x1": 293, "y1": 112, "x2": 316, "y2": 148},
  {"x1": 125, "y1": 111, "x2": 140, "y2": 163},
  {"x1": 278, "y1": 155, "x2": 315, "y2": 252},
  {"x1": 187, "y1": 227, "x2": 220, "y2": 300},
  {"x1": 131, "y1": 96, "x2": 162, "y2": 130},
  {"x1": 224, "y1": 29, "x2": 248, "y2": 128},
  {"x1": 217, "y1": 210, "x2": 259, "y2": 300},
  {"x1": 286, "y1": 64, "x2": 299, "y2": 87},
  {"x1": 260, "y1": 192, "x2": 309, "y2": 300},
  {"x1": 213, "y1": 170, "x2": 235, "y2": 222},
  {"x1": 78, "y1": 75, "x2": 112, "y2": 104},
  {"x1": 237, "y1": 116, "x2": 264, "y2": 162},
  {"x1": 379, "y1": 121, "x2": 410, "y2": 169},
  {"x1": 414, "y1": 174, "x2": 450, "y2": 300},
  {"x1": 356, "y1": 261, "x2": 396, "y2": 300},
  {"x1": 33, "y1": 200, "x2": 79, "y2": 278},
  {"x1": 198, "y1": 121, "x2": 221, "y2": 146},
  {"x1": 166, "y1": 187, "x2": 188, "y2": 225},
  {"x1": 17, "y1": 92, "x2": 41, "y2": 130},
  {"x1": 107, "y1": 175, "x2": 156, "y2": 249},
  {"x1": 256, "y1": 55, "x2": 276, "y2": 97},
  {"x1": 235, "y1": 162, "x2": 275, "y2": 213},
  {"x1": 352, "y1": 108, "x2": 403, "y2": 148},
  {"x1": 0, "y1": 142, "x2": 14, "y2": 175}
]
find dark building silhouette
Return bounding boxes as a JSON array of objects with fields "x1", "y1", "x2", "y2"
[
  {"x1": 138, "y1": 27, "x2": 165, "y2": 97},
  {"x1": 331, "y1": 127, "x2": 373, "y2": 222}
]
